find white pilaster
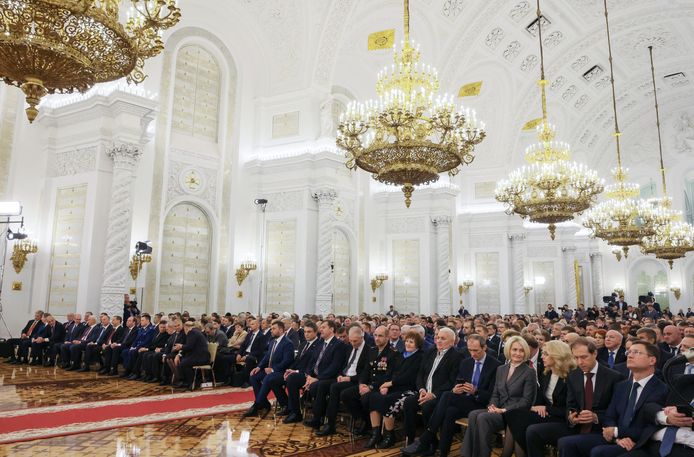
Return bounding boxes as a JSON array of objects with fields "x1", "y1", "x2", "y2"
[
  {"x1": 312, "y1": 188, "x2": 337, "y2": 316},
  {"x1": 100, "y1": 143, "x2": 142, "y2": 316},
  {"x1": 562, "y1": 245, "x2": 578, "y2": 308},
  {"x1": 590, "y1": 252, "x2": 604, "y2": 307},
  {"x1": 432, "y1": 216, "x2": 452, "y2": 315},
  {"x1": 509, "y1": 233, "x2": 526, "y2": 313}
]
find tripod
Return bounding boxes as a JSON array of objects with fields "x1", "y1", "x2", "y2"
[{"x1": 0, "y1": 225, "x2": 16, "y2": 338}]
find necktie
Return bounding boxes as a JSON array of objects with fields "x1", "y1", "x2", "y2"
[
  {"x1": 81, "y1": 326, "x2": 93, "y2": 341},
  {"x1": 608, "y1": 351, "x2": 615, "y2": 368},
  {"x1": 299, "y1": 341, "x2": 312, "y2": 359},
  {"x1": 268, "y1": 339, "x2": 277, "y2": 367},
  {"x1": 471, "y1": 361, "x2": 482, "y2": 389},
  {"x1": 659, "y1": 398, "x2": 694, "y2": 457},
  {"x1": 106, "y1": 327, "x2": 117, "y2": 344},
  {"x1": 27, "y1": 320, "x2": 38, "y2": 336},
  {"x1": 344, "y1": 347, "x2": 358, "y2": 375},
  {"x1": 580, "y1": 372, "x2": 594, "y2": 434},
  {"x1": 670, "y1": 346, "x2": 678, "y2": 355},
  {"x1": 622, "y1": 382, "x2": 640, "y2": 428},
  {"x1": 246, "y1": 332, "x2": 257, "y2": 353},
  {"x1": 314, "y1": 341, "x2": 328, "y2": 376},
  {"x1": 529, "y1": 360, "x2": 534, "y2": 369}
]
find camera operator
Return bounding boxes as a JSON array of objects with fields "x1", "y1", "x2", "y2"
[{"x1": 123, "y1": 293, "x2": 140, "y2": 321}]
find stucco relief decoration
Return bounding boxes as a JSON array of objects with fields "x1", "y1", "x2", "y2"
[
  {"x1": 320, "y1": 97, "x2": 343, "y2": 138},
  {"x1": 520, "y1": 55, "x2": 538, "y2": 72},
  {"x1": 615, "y1": 26, "x2": 684, "y2": 61},
  {"x1": 387, "y1": 216, "x2": 425, "y2": 234},
  {"x1": 312, "y1": 0, "x2": 357, "y2": 87},
  {"x1": 582, "y1": 65, "x2": 603, "y2": 82},
  {"x1": 166, "y1": 160, "x2": 217, "y2": 209},
  {"x1": 442, "y1": 0, "x2": 464, "y2": 18},
  {"x1": 485, "y1": 27, "x2": 504, "y2": 50},
  {"x1": 543, "y1": 31, "x2": 563, "y2": 48},
  {"x1": 265, "y1": 190, "x2": 304, "y2": 212},
  {"x1": 673, "y1": 111, "x2": 694, "y2": 153},
  {"x1": 594, "y1": 76, "x2": 611, "y2": 90},
  {"x1": 562, "y1": 85, "x2": 577, "y2": 101},
  {"x1": 574, "y1": 94, "x2": 589, "y2": 110},
  {"x1": 550, "y1": 76, "x2": 566, "y2": 91},
  {"x1": 509, "y1": 1, "x2": 530, "y2": 22},
  {"x1": 570, "y1": 55, "x2": 590, "y2": 71},
  {"x1": 55, "y1": 147, "x2": 97, "y2": 176},
  {"x1": 503, "y1": 41, "x2": 522, "y2": 62}
]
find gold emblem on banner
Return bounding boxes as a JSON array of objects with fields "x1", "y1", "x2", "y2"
[
  {"x1": 458, "y1": 81, "x2": 482, "y2": 97},
  {"x1": 368, "y1": 29, "x2": 395, "y2": 50}
]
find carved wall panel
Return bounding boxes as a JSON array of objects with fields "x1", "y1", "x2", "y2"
[
  {"x1": 392, "y1": 239, "x2": 420, "y2": 314},
  {"x1": 332, "y1": 229, "x2": 351, "y2": 315},
  {"x1": 475, "y1": 252, "x2": 500, "y2": 314},
  {"x1": 265, "y1": 220, "x2": 296, "y2": 313},
  {"x1": 158, "y1": 203, "x2": 211, "y2": 315},
  {"x1": 54, "y1": 147, "x2": 97, "y2": 176},
  {"x1": 48, "y1": 185, "x2": 88, "y2": 315}
]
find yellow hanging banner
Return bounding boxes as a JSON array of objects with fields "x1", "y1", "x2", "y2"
[
  {"x1": 458, "y1": 81, "x2": 483, "y2": 97},
  {"x1": 522, "y1": 117, "x2": 543, "y2": 131},
  {"x1": 368, "y1": 29, "x2": 396, "y2": 51}
]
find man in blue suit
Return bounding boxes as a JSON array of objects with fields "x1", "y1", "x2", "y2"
[
  {"x1": 243, "y1": 320, "x2": 295, "y2": 417},
  {"x1": 63, "y1": 315, "x2": 99, "y2": 370},
  {"x1": 278, "y1": 322, "x2": 321, "y2": 424},
  {"x1": 558, "y1": 340, "x2": 668, "y2": 457},
  {"x1": 302, "y1": 320, "x2": 348, "y2": 428},
  {"x1": 121, "y1": 314, "x2": 156, "y2": 377}
]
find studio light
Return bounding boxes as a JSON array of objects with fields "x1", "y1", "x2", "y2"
[{"x1": 6, "y1": 228, "x2": 28, "y2": 241}]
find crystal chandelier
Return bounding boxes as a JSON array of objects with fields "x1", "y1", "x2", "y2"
[
  {"x1": 336, "y1": 0, "x2": 486, "y2": 208},
  {"x1": 582, "y1": 0, "x2": 664, "y2": 259},
  {"x1": 0, "y1": 0, "x2": 181, "y2": 122},
  {"x1": 495, "y1": 0, "x2": 603, "y2": 240},
  {"x1": 640, "y1": 46, "x2": 694, "y2": 268}
]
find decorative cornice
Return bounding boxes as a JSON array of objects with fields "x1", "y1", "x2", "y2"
[
  {"x1": 312, "y1": 188, "x2": 338, "y2": 205},
  {"x1": 431, "y1": 215, "x2": 452, "y2": 226},
  {"x1": 508, "y1": 233, "x2": 526, "y2": 242},
  {"x1": 108, "y1": 143, "x2": 141, "y2": 168}
]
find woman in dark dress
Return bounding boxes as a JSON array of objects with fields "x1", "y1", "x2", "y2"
[
  {"x1": 367, "y1": 330, "x2": 425, "y2": 449},
  {"x1": 502, "y1": 340, "x2": 576, "y2": 457}
]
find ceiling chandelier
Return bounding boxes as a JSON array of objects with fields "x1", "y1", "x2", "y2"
[
  {"x1": 495, "y1": 0, "x2": 603, "y2": 240},
  {"x1": 0, "y1": 0, "x2": 181, "y2": 122},
  {"x1": 640, "y1": 46, "x2": 694, "y2": 268},
  {"x1": 582, "y1": 0, "x2": 665, "y2": 260},
  {"x1": 336, "y1": 0, "x2": 486, "y2": 208}
]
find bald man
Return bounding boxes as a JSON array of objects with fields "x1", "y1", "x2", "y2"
[
  {"x1": 660, "y1": 325, "x2": 682, "y2": 355},
  {"x1": 597, "y1": 330, "x2": 625, "y2": 368}
]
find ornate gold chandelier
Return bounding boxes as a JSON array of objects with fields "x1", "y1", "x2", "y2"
[
  {"x1": 495, "y1": 0, "x2": 603, "y2": 240},
  {"x1": 640, "y1": 46, "x2": 694, "y2": 268},
  {"x1": 0, "y1": 0, "x2": 181, "y2": 122},
  {"x1": 336, "y1": 0, "x2": 486, "y2": 208},
  {"x1": 582, "y1": 0, "x2": 665, "y2": 259}
]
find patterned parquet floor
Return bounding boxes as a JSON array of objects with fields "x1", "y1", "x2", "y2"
[{"x1": 0, "y1": 362, "x2": 492, "y2": 456}]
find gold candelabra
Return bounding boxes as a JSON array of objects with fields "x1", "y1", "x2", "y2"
[
  {"x1": 523, "y1": 285, "x2": 533, "y2": 295},
  {"x1": 336, "y1": 0, "x2": 486, "y2": 207},
  {"x1": 370, "y1": 273, "x2": 388, "y2": 302},
  {"x1": 129, "y1": 253, "x2": 151, "y2": 281},
  {"x1": 0, "y1": 0, "x2": 181, "y2": 122},
  {"x1": 235, "y1": 260, "x2": 257, "y2": 298},
  {"x1": 10, "y1": 239, "x2": 37, "y2": 273},
  {"x1": 669, "y1": 287, "x2": 681, "y2": 300}
]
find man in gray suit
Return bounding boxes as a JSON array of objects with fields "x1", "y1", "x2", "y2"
[{"x1": 461, "y1": 335, "x2": 537, "y2": 457}]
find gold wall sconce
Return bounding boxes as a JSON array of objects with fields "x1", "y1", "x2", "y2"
[
  {"x1": 614, "y1": 287, "x2": 624, "y2": 297},
  {"x1": 523, "y1": 285, "x2": 533, "y2": 295},
  {"x1": 11, "y1": 239, "x2": 37, "y2": 274},
  {"x1": 670, "y1": 287, "x2": 681, "y2": 300},
  {"x1": 611, "y1": 247, "x2": 623, "y2": 262},
  {"x1": 12, "y1": 281, "x2": 22, "y2": 291},
  {"x1": 458, "y1": 280, "x2": 474, "y2": 304},
  {"x1": 370, "y1": 273, "x2": 388, "y2": 302},
  {"x1": 235, "y1": 260, "x2": 257, "y2": 297},
  {"x1": 129, "y1": 253, "x2": 152, "y2": 281}
]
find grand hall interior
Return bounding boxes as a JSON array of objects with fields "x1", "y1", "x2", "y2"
[{"x1": 0, "y1": 0, "x2": 692, "y2": 456}]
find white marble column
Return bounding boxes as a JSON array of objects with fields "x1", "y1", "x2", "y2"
[
  {"x1": 590, "y1": 252, "x2": 604, "y2": 307},
  {"x1": 562, "y1": 246, "x2": 578, "y2": 308},
  {"x1": 508, "y1": 234, "x2": 526, "y2": 314},
  {"x1": 432, "y1": 216, "x2": 452, "y2": 315},
  {"x1": 100, "y1": 143, "x2": 142, "y2": 316},
  {"x1": 312, "y1": 188, "x2": 337, "y2": 316}
]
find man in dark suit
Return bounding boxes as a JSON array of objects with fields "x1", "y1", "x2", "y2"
[
  {"x1": 92, "y1": 316, "x2": 123, "y2": 373},
  {"x1": 29, "y1": 313, "x2": 64, "y2": 365},
  {"x1": 129, "y1": 320, "x2": 170, "y2": 379},
  {"x1": 159, "y1": 319, "x2": 185, "y2": 385},
  {"x1": 243, "y1": 320, "x2": 296, "y2": 417},
  {"x1": 53, "y1": 313, "x2": 84, "y2": 367},
  {"x1": 76, "y1": 313, "x2": 112, "y2": 371},
  {"x1": 322, "y1": 325, "x2": 400, "y2": 441},
  {"x1": 545, "y1": 304, "x2": 559, "y2": 320},
  {"x1": 597, "y1": 330, "x2": 626, "y2": 368},
  {"x1": 121, "y1": 314, "x2": 156, "y2": 377},
  {"x1": 283, "y1": 318, "x2": 300, "y2": 349},
  {"x1": 402, "y1": 334, "x2": 499, "y2": 456},
  {"x1": 387, "y1": 323, "x2": 405, "y2": 353},
  {"x1": 302, "y1": 320, "x2": 347, "y2": 428},
  {"x1": 485, "y1": 323, "x2": 500, "y2": 353},
  {"x1": 174, "y1": 321, "x2": 210, "y2": 390},
  {"x1": 623, "y1": 374, "x2": 693, "y2": 457},
  {"x1": 277, "y1": 322, "x2": 320, "y2": 423},
  {"x1": 140, "y1": 320, "x2": 175, "y2": 382},
  {"x1": 637, "y1": 327, "x2": 674, "y2": 370},
  {"x1": 401, "y1": 327, "x2": 463, "y2": 445},
  {"x1": 526, "y1": 337, "x2": 624, "y2": 457},
  {"x1": 103, "y1": 316, "x2": 138, "y2": 375},
  {"x1": 12, "y1": 310, "x2": 45, "y2": 364},
  {"x1": 64, "y1": 315, "x2": 100, "y2": 370},
  {"x1": 659, "y1": 325, "x2": 682, "y2": 356},
  {"x1": 558, "y1": 341, "x2": 668, "y2": 457},
  {"x1": 234, "y1": 317, "x2": 268, "y2": 386}
]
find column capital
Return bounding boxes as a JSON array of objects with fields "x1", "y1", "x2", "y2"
[
  {"x1": 108, "y1": 142, "x2": 141, "y2": 168},
  {"x1": 561, "y1": 245, "x2": 577, "y2": 253},
  {"x1": 431, "y1": 215, "x2": 452, "y2": 226},
  {"x1": 312, "y1": 187, "x2": 337, "y2": 205},
  {"x1": 589, "y1": 251, "x2": 602, "y2": 258}
]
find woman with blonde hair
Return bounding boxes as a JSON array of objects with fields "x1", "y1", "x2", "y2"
[
  {"x1": 461, "y1": 335, "x2": 537, "y2": 457},
  {"x1": 502, "y1": 340, "x2": 576, "y2": 457}
]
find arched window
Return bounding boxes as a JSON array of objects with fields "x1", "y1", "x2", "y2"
[
  {"x1": 631, "y1": 259, "x2": 669, "y2": 310},
  {"x1": 158, "y1": 203, "x2": 211, "y2": 315},
  {"x1": 171, "y1": 45, "x2": 221, "y2": 141}
]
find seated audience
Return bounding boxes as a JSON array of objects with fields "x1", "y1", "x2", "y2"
[{"x1": 174, "y1": 321, "x2": 210, "y2": 390}]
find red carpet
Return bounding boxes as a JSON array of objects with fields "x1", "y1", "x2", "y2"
[{"x1": 0, "y1": 388, "x2": 256, "y2": 444}]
